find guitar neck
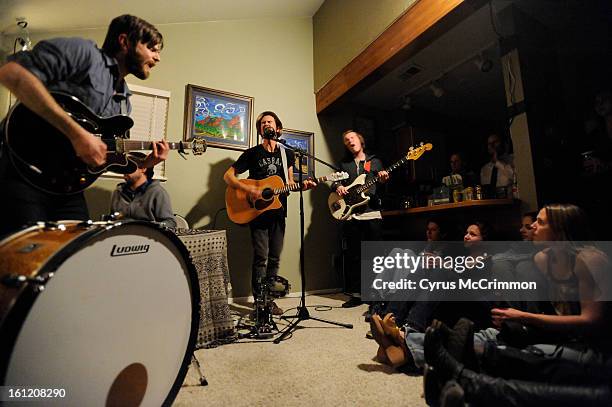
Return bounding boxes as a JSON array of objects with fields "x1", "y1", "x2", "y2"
[
  {"x1": 272, "y1": 175, "x2": 330, "y2": 195},
  {"x1": 113, "y1": 139, "x2": 190, "y2": 152},
  {"x1": 355, "y1": 157, "x2": 408, "y2": 193}
]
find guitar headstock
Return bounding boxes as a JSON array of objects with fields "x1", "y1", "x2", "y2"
[
  {"x1": 406, "y1": 142, "x2": 433, "y2": 161},
  {"x1": 190, "y1": 136, "x2": 207, "y2": 155},
  {"x1": 327, "y1": 171, "x2": 349, "y2": 182}
]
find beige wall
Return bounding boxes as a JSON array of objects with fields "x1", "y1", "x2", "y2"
[
  {"x1": 0, "y1": 18, "x2": 342, "y2": 298},
  {"x1": 313, "y1": 0, "x2": 418, "y2": 92}
]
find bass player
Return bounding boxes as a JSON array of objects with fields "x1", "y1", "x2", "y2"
[
  {"x1": 0, "y1": 15, "x2": 169, "y2": 236},
  {"x1": 223, "y1": 111, "x2": 316, "y2": 315},
  {"x1": 331, "y1": 130, "x2": 389, "y2": 309}
]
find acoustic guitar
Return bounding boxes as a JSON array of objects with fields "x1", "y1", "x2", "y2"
[
  {"x1": 3, "y1": 91, "x2": 206, "y2": 194},
  {"x1": 327, "y1": 143, "x2": 433, "y2": 220},
  {"x1": 225, "y1": 171, "x2": 348, "y2": 224}
]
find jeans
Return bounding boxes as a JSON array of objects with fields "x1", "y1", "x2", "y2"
[
  {"x1": 342, "y1": 218, "x2": 382, "y2": 296},
  {"x1": 0, "y1": 174, "x2": 88, "y2": 237},
  {"x1": 249, "y1": 212, "x2": 285, "y2": 298}
]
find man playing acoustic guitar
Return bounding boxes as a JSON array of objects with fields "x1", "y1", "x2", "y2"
[
  {"x1": 223, "y1": 111, "x2": 316, "y2": 315},
  {"x1": 0, "y1": 15, "x2": 169, "y2": 236}
]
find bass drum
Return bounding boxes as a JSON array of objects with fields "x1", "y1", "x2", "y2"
[{"x1": 0, "y1": 221, "x2": 199, "y2": 406}]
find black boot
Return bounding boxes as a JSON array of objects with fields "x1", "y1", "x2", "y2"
[
  {"x1": 459, "y1": 368, "x2": 612, "y2": 407},
  {"x1": 482, "y1": 343, "x2": 612, "y2": 385}
]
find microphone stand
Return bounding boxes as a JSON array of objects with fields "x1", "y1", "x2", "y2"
[{"x1": 273, "y1": 138, "x2": 352, "y2": 344}]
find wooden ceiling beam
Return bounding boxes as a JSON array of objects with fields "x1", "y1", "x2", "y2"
[{"x1": 315, "y1": 0, "x2": 475, "y2": 114}]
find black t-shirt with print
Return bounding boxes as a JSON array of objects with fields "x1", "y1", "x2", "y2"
[{"x1": 233, "y1": 144, "x2": 295, "y2": 217}]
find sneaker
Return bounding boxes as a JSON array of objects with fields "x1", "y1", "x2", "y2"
[
  {"x1": 271, "y1": 302, "x2": 284, "y2": 315},
  {"x1": 341, "y1": 296, "x2": 362, "y2": 308}
]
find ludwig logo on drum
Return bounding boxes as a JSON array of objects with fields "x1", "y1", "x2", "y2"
[{"x1": 110, "y1": 243, "x2": 150, "y2": 257}]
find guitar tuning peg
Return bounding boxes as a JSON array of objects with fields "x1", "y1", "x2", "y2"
[
  {"x1": 409, "y1": 146, "x2": 414, "y2": 151},
  {"x1": 420, "y1": 142, "x2": 424, "y2": 146}
]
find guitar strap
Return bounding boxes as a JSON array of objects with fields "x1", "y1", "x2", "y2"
[
  {"x1": 279, "y1": 143, "x2": 290, "y2": 184},
  {"x1": 120, "y1": 98, "x2": 130, "y2": 138}
]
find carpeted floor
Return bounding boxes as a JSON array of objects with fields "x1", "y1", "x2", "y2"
[{"x1": 174, "y1": 294, "x2": 426, "y2": 406}]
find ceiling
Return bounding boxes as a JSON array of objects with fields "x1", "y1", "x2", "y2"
[
  {"x1": 352, "y1": 0, "x2": 585, "y2": 123},
  {"x1": 0, "y1": 0, "x2": 325, "y2": 34}
]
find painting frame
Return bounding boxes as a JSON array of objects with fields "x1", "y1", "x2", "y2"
[
  {"x1": 183, "y1": 84, "x2": 253, "y2": 151},
  {"x1": 279, "y1": 128, "x2": 315, "y2": 179}
]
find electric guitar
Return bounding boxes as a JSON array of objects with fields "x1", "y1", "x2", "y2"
[
  {"x1": 3, "y1": 91, "x2": 207, "y2": 194},
  {"x1": 225, "y1": 171, "x2": 349, "y2": 224},
  {"x1": 327, "y1": 143, "x2": 433, "y2": 220}
]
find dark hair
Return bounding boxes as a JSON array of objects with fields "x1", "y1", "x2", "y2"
[
  {"x1": 469, "y1": 220, "x2": 494, "y2": 241},
  {"x1": 522, "y1": 211, "x2": 538, "y2": 222},
  {"x1": 102, "y1": 15, "x2": 163, "y2": 56},
  {"x1": 255, "y1": 111, "x2": 282, "y2": 136},
  {"x1": 129, "y1": 152, "x2": 154, "y2": 179},
  {"x1": 425, "y1": 217, "x2": 451, "y2": 240},
  {"x1": 543, "y1": 203, "x2": 590, "y2": 241}
]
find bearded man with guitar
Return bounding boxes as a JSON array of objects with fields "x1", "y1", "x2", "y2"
[
  {"x1": 0, "y1": 15, "x2": 169, "y2": 236},
  {"x1": 223, "y1": 111, "x2": 316, "y2": 315},
  {"x1": 331, "y1": 130, "x2": 389, "y2": 309}
]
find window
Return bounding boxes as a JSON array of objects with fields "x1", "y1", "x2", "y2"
[{"x1": 102, "y1": 83, "x2": 170, "y2": 180}]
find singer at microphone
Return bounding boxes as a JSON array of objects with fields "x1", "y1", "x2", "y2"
[{"x1": 263, "y1": 127, "x2": 278, "y2": 140}]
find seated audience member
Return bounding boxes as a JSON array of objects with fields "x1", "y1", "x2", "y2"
[
  {"x1": 448, "y1": 152, "x2": 477, "y2": 187},
  {"x1": 519, "y1": 211, "x2": 537, "y2": 241},
  {"x1": 110, "y1": 152, "x2": 176, "y2": 228},
  {"x1": 374, "y1": 204, "x2": 612, "y2": 406},
  {"x1": 480, "y1": 133, "x2": 514, "y2": 195},
  {"x1": 370, "y1": 221, "x2": 495, "y2": 368},
  {"x1": 378, "y1": 218, "x2": 456, "y2": 326}
]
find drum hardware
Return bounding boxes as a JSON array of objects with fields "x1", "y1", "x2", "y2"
[
  {"x1": 17, "y1": 242, "x2": 43, "y2": 253},
  {"x1": 239, "y1": 276, "x2": 290, "y2": 340},
  {"x1": 42, "y1": 221, "x2": 66, "y2": 231},
  {"x1": 2, "y1": 272, "x2": 54, "y2": 291}
]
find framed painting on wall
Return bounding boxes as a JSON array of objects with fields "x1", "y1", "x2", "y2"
[
  {"x1": 183, "y1": 84, "x2": 253, "y2": 151},
  {"x1": 279, "y1": 129, "x2": 314, "y2": 179}
]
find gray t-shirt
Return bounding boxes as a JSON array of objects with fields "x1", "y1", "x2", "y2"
[{"x1": 110, "y1": 180, "x2": 176, "y2": 228}]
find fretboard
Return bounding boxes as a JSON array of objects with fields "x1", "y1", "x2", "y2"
[
  {"x1": 118, "y1": 140, "x2": 189, "y2": 151},
  {"x1": 272, "y1": 175, "x2": 331, "y2": 195},
  {"x1": 355, "y1": 157, "x2": 408, "y2": 194}
]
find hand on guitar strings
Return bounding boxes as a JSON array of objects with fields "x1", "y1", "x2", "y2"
[
  {"x1": 335, "y1": 185, "x2": 349, "y2": 197},
  {"x1": 72, "y1": 130, "x2": 107, "y2": 167},
  {"x1": 377, "y1": 170, "x2": 390, "y2": 183},
  {"x1": 246, "y1": 185, "x2": 263, "y2": 202},
  {"x1": 143, "y1": 140, "x2": 170, "y2": 168},
  {"x1": 301, "y1": 178, "x2": 317, "y2": 190}
]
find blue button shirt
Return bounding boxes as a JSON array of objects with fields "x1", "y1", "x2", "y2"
[{"x1": 7, "y1": 37, "x2": 131, "y2": 117}]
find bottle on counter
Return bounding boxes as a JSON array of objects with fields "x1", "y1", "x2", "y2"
[{"x1": 511, "y1": 172, "x2": 520, "y2": 200}]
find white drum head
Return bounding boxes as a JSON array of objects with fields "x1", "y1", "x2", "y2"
[{"x1": 4, "y1": 223, "x2": 195, "y2": 406}]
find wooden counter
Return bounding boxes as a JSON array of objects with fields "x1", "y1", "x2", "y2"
[
  {"x1": 382, "y1": 199, "x2": 516, "y2": 216},
  {"x1": 381, "y1": 199, "x2": 522, "y2": 240}
]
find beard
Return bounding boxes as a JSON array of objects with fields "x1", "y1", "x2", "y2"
[{"x1": 126, "y1": 46, "x2": 148, "y2": 80}]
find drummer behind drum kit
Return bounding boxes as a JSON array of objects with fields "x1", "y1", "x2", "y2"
[{"x1": 0, "y1": 220, "x2": 200, "y2": 406}]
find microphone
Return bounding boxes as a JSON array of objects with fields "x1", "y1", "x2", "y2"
[{"x1": 263, "y1": 127, "x2": 277, "y2": 140}]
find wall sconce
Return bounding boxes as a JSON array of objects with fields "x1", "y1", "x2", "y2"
[
  {"x1": 401, "y1": 95, "x2": 412, "y2": 110},
  {"x1": 429, "y1": 81, "x2": 444, "y2": 98},
  {"x1": 16, "y1": 18, "x2": 31, "y2": 51},
  {"x1": 474, "y1": 54, "x2": 493, "y2": 73}
]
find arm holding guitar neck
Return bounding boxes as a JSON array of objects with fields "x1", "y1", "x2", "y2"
[{"x1": 0, "y1": 62, "x2": 108, "y2": 167}]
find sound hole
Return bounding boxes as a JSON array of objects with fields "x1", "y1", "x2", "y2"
[{"x1": 261, "y1": 188, "x2": 273, "y2": 200}]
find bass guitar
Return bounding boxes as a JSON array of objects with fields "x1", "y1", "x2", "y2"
[
  {"x1": 3, "y1": 91, "x2": 206, "y2": 194},
  {"x1": 225, "y1": 171, "x2": 348, "y2": 224},
  {"x1": 327, "y1": 143, "x2": 433, "y2": 220}
]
